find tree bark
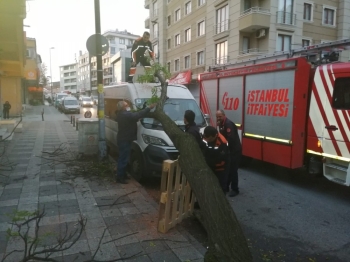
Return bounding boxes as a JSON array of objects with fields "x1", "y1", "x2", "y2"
[{"x1": 149, "y1": 73, "x2": 252, "y2": 262}]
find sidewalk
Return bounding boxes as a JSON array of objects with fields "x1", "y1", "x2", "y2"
[{"x1": 0, "y1": 105, "x2": 206, "y2": 262}]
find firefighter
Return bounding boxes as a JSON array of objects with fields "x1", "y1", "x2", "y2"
[
  {"x1": 131, "y1": 31, "x2": 154, "y2": 67},
  {"x1": 216, "y1": 109, "x2": 242, "y2": 197},
  {"x1": 184, "y1": 110, "x2": 202, "y2": 146},
  {"x1": 202, "y1": 126, "x2": 229, "y2": 193}
]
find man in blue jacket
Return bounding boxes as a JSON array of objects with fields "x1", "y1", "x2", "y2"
[{"x1": 115, "y1": 101, "x2": 156, "y2": 184}]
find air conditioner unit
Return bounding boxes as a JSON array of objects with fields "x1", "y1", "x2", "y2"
[{"x1": 256, "y1": 29, "x2": 266, "y2": 39}]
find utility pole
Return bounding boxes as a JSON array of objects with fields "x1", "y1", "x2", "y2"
[
  {"x1": 49, "y1": 47, "x2": 54, "y2": 100},
  {"x1": 94, "y1": 0, "x2": 107, "y2": 160}
]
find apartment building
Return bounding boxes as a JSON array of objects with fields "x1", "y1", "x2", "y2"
[
  {"x1": 77, "y1": 29, "x2": 139, "y2": 95},
  {"x1": 59, "y1": 63, "x2": 78, "y2": 93},
  {"x1": 146, "y1": 0, "x2": 350, "y2": 93}
]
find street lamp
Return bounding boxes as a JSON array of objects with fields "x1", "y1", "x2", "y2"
[{"x1": 49, "y1": 47, "x2": 55, "y2": 101}]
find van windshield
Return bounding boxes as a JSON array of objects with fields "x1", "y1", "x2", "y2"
[
  {"x1": 137, "y1": 98, "x2": 206, "y2": 130},
  {"x1": 57, "y1": 94, "x2": 67, "y2": 100},
  {"x1": 64, "y1": 100, "x2": 78, "y2": 105}
]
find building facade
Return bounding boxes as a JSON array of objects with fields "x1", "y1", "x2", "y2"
[
  {"x1": 77, "y1": 29, "x2": 139, "y2": 95},
  {"x1": 59, "y1": 63, "x2": 78, "y2": 93},
  {"x1": 146, "y1": 0, "x2": 350, "y2": 92},
  {"x1": 0, "y1": 0, "x2": 27, "y2": 117},
  {"x1": 24, "y1": 37, "x2": 42, "y2": 104}
]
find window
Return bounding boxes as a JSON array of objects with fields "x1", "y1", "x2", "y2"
[
  {"x1": 110, "y1": 47, "x2": 116, "y2": 54},
  {"x1": 109, "y1": 38, "x2": 115, "y2": 44},
  {"x1": 333, "y1": 78, "x2": 350, "y2": 110},
  {"x1": 216, "y1": 5, "x2": 229, "y2": 34},
  {"x1": 153, "y1": 43, "x2": 158, "y2": 59},
  {"x1": 168, "y1": 15, "x2": 171, "y2": 26},
  {"x1": 302, "y1": 39, "x2": 310, "y2": 47},
  {"x1": 153, "y1": 23, "x2": 159, "y2": 38},
  {"x1": 167, "y1": 38, "x2": 171, "y2": 49},
  {"x1": 185, "y1": 1, "x2": 192, "y2": 15},
  {"x1": 175, "y1": 8, "x2": 181, "y2": 22},
  {"x1": 242, "y1": 37, "x2": 250, "y2": 53},
  {"x1": 197, "y1": 51, "x2": 204, "y2": 65},
  {"x1": 175, "y1": 34, "x2": 181, "y2": 46},
  {"x1": 185, "y1": 28, "x2": 191, "y2": 42},
  {"x1": 153, "y1": 0, "x2": 158, "y2": 16},
  {"x1": 198, "y1": 0, "x2": 205, "y2": 7},
  {"x1": 215, "y1": 41, "x2": 228, "y2": 64},
  {"x1": 167, "y1": 62, "x2": 171, "y2": 72},
  {"x1": 323, "y1": 7, "x2": 335, "y2": 26},
  {"x1": 278, "y1": 0, "x2": 294, "y2": 25},
  {"x1": 198, "y1": 20, "x2": 205, "y2": 36},
  {"x1": 184, "y1": 55, "x2": 190, "y2": 69},
  {"x1": 277, "y1": 34, "x2": 291, "y2": 52},
  {"x1": 175, "y1": 59, "x2": 180, "y2": 71},
  {"x1": 303, "y1": 3, "x2": 312, "y2": 21},
  {"x1": 26, "y1": 49, "x2": 30, "y2": 57},
  {"x1": 119, "y1": 38, "x2": 125, "y2": 44}
]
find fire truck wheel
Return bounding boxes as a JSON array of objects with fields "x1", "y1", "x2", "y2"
[{"x1": 130, "y1": 150, "x2": 145, "y2": 182}]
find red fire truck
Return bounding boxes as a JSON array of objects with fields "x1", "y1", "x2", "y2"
[{"x1": 199, "y1": 39, "x2": 350, "y2": 186}]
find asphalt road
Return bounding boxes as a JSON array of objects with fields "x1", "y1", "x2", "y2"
[{"x1": 232, "y1": 160, "x2": 350, "y2": 261}]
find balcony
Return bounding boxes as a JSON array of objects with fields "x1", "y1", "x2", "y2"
[
  {"x1": 237, "y1": 48, "x2": 269, "y2": 59},
  {"x1": 153, "y1": 31, "x2": 159, "y2": 39},
  {"x1": 276, "y1": 11, "x2": 296, "y2": 26},
  {"x1": 145, "y1": 17, "x2": 150, "y2": 29},
  {"x1": 213, "y1": 56, "x2": 230, "y2": 65},
  {"x1": 214, "y1": 19, "x2": 230, "y2": 35},
  {"x1": 144, "y1": 0, "x2": 150, "y2": 9},
  {"x1": 239, "y1": 7, "x2": 270, "y2": 32}
]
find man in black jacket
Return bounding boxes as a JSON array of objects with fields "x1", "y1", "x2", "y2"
[
  {"x1": 131, "y1": 32, "x2": 154, "y2": 67},
  {"x1": 202, "y1": 126, "x2": 230, "y2": 192},
  {"x1": 184, "y1": 110, "x2": 202, "y2": 146},
  {"x1": 115, "y1": 101, "x2": 156, "y2": 184},
  {"x1": 216, "y1": 109, "x2": 242, "y2": 197}
]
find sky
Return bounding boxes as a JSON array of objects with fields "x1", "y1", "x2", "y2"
[{"x1": 24, "y1": 0, "x2": 149, "y2": 81}]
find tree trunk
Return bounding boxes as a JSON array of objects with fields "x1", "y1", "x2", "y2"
[{"x1": 149, "y1": 73, "x2": 253, "y2": 262}]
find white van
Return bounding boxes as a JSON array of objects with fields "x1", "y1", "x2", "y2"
[
  {"x1": 54, "y1": 93, "x2": 68, "y2": 108},
  {"x1": 104, "y1": 82, "x2": 207, "y2": 181}
]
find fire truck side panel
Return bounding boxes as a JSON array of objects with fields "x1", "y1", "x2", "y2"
[
  {"x1": 244, "y1": 70, "x2": 295, "y2": 140},
  {"x1": 200, "y1": 79, "x2": 218, "y2": 126},
  {"x1": 218, "y1": 77, "x2": 244, "y2": 140}
]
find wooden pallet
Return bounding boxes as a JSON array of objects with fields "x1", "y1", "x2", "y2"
[{"x1": 158, "y1": 159, "x2": 196, "y2": 233}]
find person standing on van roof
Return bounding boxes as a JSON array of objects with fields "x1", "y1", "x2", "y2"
[
  {"x1": 216, "y1": 109, "x2": 242, "y2": 197},
  {"x1": 115, "y1": 101, "x2": 156, "y2": 184},
  {"x1": 131, "y1": 32, "x2": 154, "y2": 67},
  {"x1": 184, "y1": 110, "x2": 202, "y2": 146}
]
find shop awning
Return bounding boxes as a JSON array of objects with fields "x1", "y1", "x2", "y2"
[{"x1": 168, "y1": 70, "x2": 192, "y2": 85}]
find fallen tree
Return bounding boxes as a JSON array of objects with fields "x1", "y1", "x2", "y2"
[{"x1": 139, "y1": 64, "x2": 252, "y2": 261}]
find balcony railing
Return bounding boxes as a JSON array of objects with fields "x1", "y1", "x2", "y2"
[
  {"x1": 240, "y1": 6, "x2": 270, "y2": 17},
  {"x1": 276, "y1": 11, "x2": 296, "y2": 25},
  {"x1": 213, "y1": 56, "x2": 230, "y2": 65},
  {"x1": 238, "y1": 48, "x2": 269, "y2": 57},
  {"x1": 214, "y1": 19, "x2": 230, "y2": 35}
]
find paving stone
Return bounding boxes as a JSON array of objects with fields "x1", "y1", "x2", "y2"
[
  {"x1": 57, "y1": 193, "x2": 76, "y2": 201},
  {"x1": 0, "y1": 222, "x2": 11, "y2": 232},
  {"x1": 59, "y1": 251, "x2": 92, "y2": 262},
  {"x1": 58, "y1": 199, "x2": 79, "y2": 208},
  {"x1": 39, "y1": 195, "x2": 58, "y2": 203},
  {"x1": 124, "y1": 254, "x2": 152, "y2": 262},
  {"x1": 120, "y1": 206, "x2": 141, "y2": 216},
  {"x1": 85, "y1": 226, "x2": 109, "y2": 239},
  {"x1": 4, "y1": 183, "x2": 23, "y2": 189},
  {"x1": 104, "y1": 215, "x2": 126, "y2": 227},
  {"x1": 100, "y1": 208, "x2": 122, "y2": 218},
  {"x1": 41, "y1": 215, "x2": 60, "y2": 226},
  {"x1": 0, "y1": 199, "x2": 19, "y2": 207},
  {"x1": 172, "y1": 246, "x2": 204, "y2": 261},
  {"x1": 148, "y1": 249, "x2": 181, "y2": 262},
  {"x1": 62, "y1": 239, "x2": 90, "y2": 256},
  {"x1": 141, "y1": 239, "x2": 169, "y2": 254},
  {"x1": 59, "y1": 213, "x2": 81, "y2": 223},
  {"x1": 117, "y1": 242, "x2": 145, "y2": 258}
]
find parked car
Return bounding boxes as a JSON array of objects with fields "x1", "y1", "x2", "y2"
[
  {"x1": 61, "y1": 97, "x2": 80, "y2": 114},
  {"x1": 91, "y1": 95, "x2": 98, "y2": 105},
  {"x1": 80, "y1": 97, "x2": 94, "y2": 107},
  {"x1": 54, "y1": 93, "x2": 68, "y2": 109}
]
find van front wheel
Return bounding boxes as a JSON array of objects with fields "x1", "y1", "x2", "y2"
[{"x1": 130, "y1": 150, "x2": 145, "y2": 182}]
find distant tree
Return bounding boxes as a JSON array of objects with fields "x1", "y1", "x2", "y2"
[{"x1": 39, "y1": 63, "x2": 50, "y2": 87}]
